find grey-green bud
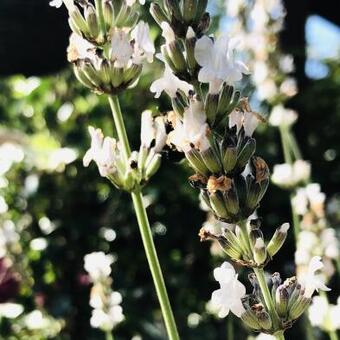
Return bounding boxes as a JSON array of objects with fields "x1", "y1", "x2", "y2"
[{"x1": 267, "y1": 223, "x2": 290, "y2": 257}]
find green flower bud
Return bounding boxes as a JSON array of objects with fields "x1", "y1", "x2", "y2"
[
  {"x1": 171, "y1": 97, "x2": 185, "y2": 116},
  {"x1": 275, "y1": 285, "x2": 289, "y2": 318},
  {"x1": 109, "y1": 66, "x2": 124, "y2": 88},
  {"x1": 221, "y1": 146, "x2": 237, "y2": 173},
  {"x1": 150, "y1": 3, "x2": 169, "y2": 27},
  {"x1": 223, "y1": 229, "x2": 243, "y2": 255},
  {"x1": 167, "y1": 41, "x2": 187, "y2": 73},
  {"x1": 205, "y1": 93, "x2": 219, "y2": 124},
  {"x1": 138, "y1": 146, "x2": 149, "y2": 171},
  {"x1": 123, "y1": 64, "x2": 142, "y2": 86},
  {"x1": 200, "y1": 147, "x2": 222, "y2": 174},
  {"x1": 165, "y1": 0, "x2": 183, "y2": 21},
  {"x1": 184, "y1": 31, "x2": 197, "y2": 71},
  {"x1": 218, "y1": 236, "x2": 242, "y2": 259},
  {"x1": 186, "y1": 149, "x2": 210, "y2": 175},
  {"x1": 85, "y1": 5, "x2": 100, "y2": 39},
  {"x1": 103, "y1": 0, "x2": 114, "y2": 28},
  {"x1": 73, "y1": 64, "x2": 96, "y2": 90},
  {"x1": 288, "y1": 295, "x2": 311, "y2": 321},
  {"x1": 209, "y1": 192, "x2": 229, "y2": 219},
  {"x1": 241, "y1": 310, "x2": 261, "y2": 330},
  {"x1": 194, "y1": 0, "x2": 208, "y2": 21},
  {"x1": 224, "y1": 185, "x2": 239, "y2": 216},
  {"x1": 145, "y1": 153, "x2": 162, "y2": 179},
  {"x1": 82, "y1": 61, "x2": 102, "y2": 88},
  {"x1": 256, "y1": 310, "x2": 272, "y2": 330},
  {"x1": 253, "y1": 237, "x2": 267, "y2": 265},
  {"x1": 236, "y1": 138, "x2": 256, "y2": 169},
  {"x1": 70, "y1": 7, "x2": 89, "y2": 36},
  {"x1": 271, "y1": 272, "x2": 282, "y2": 301},
  {"x1": 267, "y1": 223, "x2": 290, "y2": 257},
  {"x1": 182, "y1": 0, "x2": 196, "y2": 22}
]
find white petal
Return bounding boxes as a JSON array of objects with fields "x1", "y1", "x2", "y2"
[{"x1": 194, "y1": 36, "x2": 214, "y2": 66}]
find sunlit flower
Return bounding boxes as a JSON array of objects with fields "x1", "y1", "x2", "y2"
[
  {"x1": 228, "y1": 108, "x2": 262, "y2": 136},
  {"x1": 83, "y1": 127, "x2": 117, "y2": 177},
  {"x1": 168, "y1": 100, "x2": 210, "y2": 153},
  {"x1": 210, "y1": 262, "x2": 246, "y2": 317},
  {"x1": 110, "y1": 30, "x2": 134, "y2": 68},
  {"x1": 84, "y1": 252, "x2": 114, "y2": 281},
  {"x1": 131, "y1": 21, "x2": 155, "y2": 64},
  {"x1": 302, "y1": 256, "x2": 330, "y2": 298},
  {"x1": 67, "y1": 33, "x2": 96, "y2": 63},
  {"x1": 150, "y1": 65, "x2": 193, "y2": 98},
  {"x1": 271, "y1": 160, "x2": 310, "y2": 188},
  {"x1": 194, "y1": 35, "x2": 249, "y2": 93},
  {"x1": 140, "y1": 111, "x2": 167, "y2": 153},
  {"x1": 0, "y1": 303, "x2": 24, "y2": 319},
  {"x1": 269, "y1": 105, "x2": 298, "y2": 127}
]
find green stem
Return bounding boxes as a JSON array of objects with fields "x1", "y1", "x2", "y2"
[
  {"x1": 105, "y1": 331, "x2": 114, "y2": 340},
  {"x1": 108, "y1": 95, "x2": 180, "y2": 340},
  {"x1": 253, "y1": 267, "x2": 281, "y2": 330},
  {"x1": 329, "y1": 330, "x2": 339, "y2": 340},
  {"x1": 290, "y1": 193, "x2": 300, "y2": 242},
  {"x1": 287, "y1": 130, "x2": 302, "y2": 160},
  {"x1": 279, "y1": 126, "x2": 293, "y2": 164},
  {"x1": 227, "y1": 315, "x2": 234, "y2": 340}
]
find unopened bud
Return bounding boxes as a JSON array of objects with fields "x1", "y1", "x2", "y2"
[
  {"x1": 221, "y1": 146, "x2": 237, "y2": 173},
  {"x1": 256, "y1": 310, "x2": 272, "y2": 330},
  {"x1": 167, "y1": 41, "x2": 187, "y2": 73},
  {"x1": 186, "y1": 149, "x2": 209, "y2": 175},
  {"x1": 165, "y1": 0, "x2": 183, "y2": 21},
  {"x1": 145, "y1": 153, "x2": 162, "y2": 179},
  {"x1": 267, "y1": 223, "x2": 290, "y2": 257},
  {"x1": 182, "y1": 0, "x2": 197, "y2": 22},
  {"x1": 288, "y1": 295, "x2": 311, "y2": 321},
  {"x1": 275, "y1": 285, "x2": 289, "y2": 318},
  {"x1": 236, "y1": 138, "x2": 256, "y2": 169},
  {"x1": 224, "y1": 185, "x2": 239, "y2": 216},
  {"x1": 195, "y1": 0, "x2": 208, "y2": 21},
  {"x1": 103, "y1": 0, "x2": 114, "y2": 28},
  {"x1": 218, "y1": 237, "x2": 242, "y2": 259},
  {"x1": 271, "y1": 272, "x2": 282, "y2": 300},
  {"x1": 209, "y1": 192, "x2": 229, "y2": 219},
  {"x1": 253, "y1": 238, "x2": 267, "y2": 265},
  {"x1": 197, "y1": 12, "x2": 210, "y2": 34},
  {"x1": 123, "y1": 64, "x2": 142, "y2": 85},
  {"x1": 150, "y1": 3, "x2": 169, "y2": 27},
  {"x1": 85, "y1": 5, "x2": 100, "y2": 39},
  {"x1": 201, "y1": 148, "x2": 222, "y2": 173},
  {"x1": 241, "y1": 310, "x2": 261, "y2": 330},
  {"x1": 205, "y1": 93, "x2": 219, "y2": 124}
]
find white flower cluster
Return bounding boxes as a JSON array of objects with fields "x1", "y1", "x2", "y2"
[
  {"x1": 209, "y1": 257, "x2": 330, "y2": 319},
  {"x1": 271, "y1": 160, "x2": 310, "y2": 189},
  {"x1": 84, "y1": 252, "x2": 124, "y2": 331},
  {"x1": 292, "y1": 184, "x2": 339, "y2": 280},
  {"x1": 309, "y1": 295, "x2": 340, "y2": 332},
  {"x1": 83, "y1": 110, "x2": 166, "y2": 188}
]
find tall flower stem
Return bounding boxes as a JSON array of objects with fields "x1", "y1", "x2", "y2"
[
  {"x1": 106, "y1": 331, "x2": 114, "y2": 340},
  {"x1": 108, "y1": 95, "x2": 180, "y2": 340},
  {"x1": 239, "y1": 221, "x2": 282, "y2": 337}
]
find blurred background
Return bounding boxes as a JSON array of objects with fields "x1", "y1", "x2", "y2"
[{"x1": 0, "y1": 0, "x2": 339, "y2": 339}]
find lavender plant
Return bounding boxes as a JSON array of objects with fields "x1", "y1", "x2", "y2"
[{"x1": 50, "y1": 0, "x2": 332, "y2": 339}]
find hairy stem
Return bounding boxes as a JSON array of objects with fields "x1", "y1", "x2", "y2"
[{"x1": 108, "y1": 95, "x2": 180, "y2": 340}]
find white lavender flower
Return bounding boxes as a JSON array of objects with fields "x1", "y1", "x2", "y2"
[
  {"x1": 168, "y1": 100, "x2": 210, "y2": 153},
  {"x1": 194, "y1": 35, "x2": 249, "y2": 94},
  {"x1": 84, "y1": 252, "x2": 114, "y2": 281},
  {"x1": 210, "y1": 262, "x2": 246, "y2": 317},
  {"x1": 150, "y1": 65, "x2": 193, "y2": 98},
  {"x1": 302, "y1": 256, "x2": 330, "y2": 298}
]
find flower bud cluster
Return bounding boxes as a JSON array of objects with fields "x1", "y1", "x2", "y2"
[
  {"x1": 84, "y1": 252, "x2": 124, "y2": 331},
  {"x1": 54, "y1": 0, "x2": 154, "y2": 95},
  {"x1": 210, "y1": 257, "x2": 330, "y2": 335},
  {"x1": 83, "y1": 110, "x2": 166, "y2": 191},
  {"x1": 200, "y1": 220, "x2": 289, "y2": 268}
]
